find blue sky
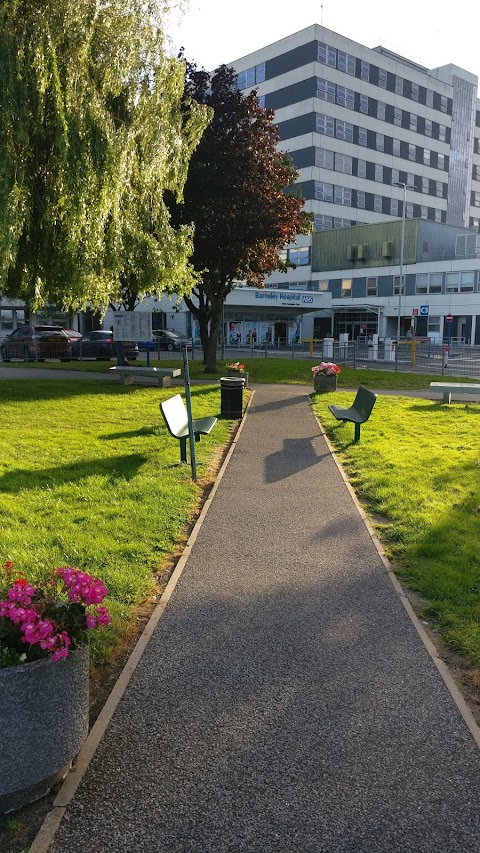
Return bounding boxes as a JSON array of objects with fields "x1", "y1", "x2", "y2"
[{"x1": 166, "y1": 0, "x2": 480, "y2": 84}]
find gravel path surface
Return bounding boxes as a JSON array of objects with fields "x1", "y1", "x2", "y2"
[{"x1": 39, "y1": 385, "x2": 480, "y2": 850}]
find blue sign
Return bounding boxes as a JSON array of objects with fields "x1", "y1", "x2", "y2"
[{"x1": 420, "y1": 305, "x2": 429, "y2": 316}]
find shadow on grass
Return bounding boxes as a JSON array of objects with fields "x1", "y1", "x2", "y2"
[{"x1": 0, "y1": 453, "x2": 147, "y2": 493}]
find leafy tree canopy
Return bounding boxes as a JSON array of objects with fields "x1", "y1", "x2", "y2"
[
  {"x1": 0, "y1": 0, "x2": 211, "y2": 311},
  {"x1": 168, "y1": 61, "x2": 313, "y2": 370}
]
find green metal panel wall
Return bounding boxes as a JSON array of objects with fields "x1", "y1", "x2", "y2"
[{"x1": 312, "y1": 220, "x2": 419, "y2": 272}]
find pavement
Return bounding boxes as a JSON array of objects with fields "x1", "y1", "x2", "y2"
[{"x1": 19, "y1": 380, "x2": 480, "y2": 852}]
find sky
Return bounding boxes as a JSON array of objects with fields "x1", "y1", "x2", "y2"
[{"x1": 166, "y1": 0, "x2": 480, "y2": 85}]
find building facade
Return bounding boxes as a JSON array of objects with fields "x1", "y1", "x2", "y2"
[{"x1": 231, "y1": 24, "x2": 480, "y2": 296}]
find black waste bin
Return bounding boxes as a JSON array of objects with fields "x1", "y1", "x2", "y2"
[{"x1": 220, "y1": 376, "x2": 245, "y2": 418}]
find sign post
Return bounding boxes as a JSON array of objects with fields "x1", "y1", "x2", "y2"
[
  {"x1": 182, "y1": 348, "x2": 197, "y2": 482},
  {"x1": 446, "y1": 313, "x2": 453, "y2": 348}
]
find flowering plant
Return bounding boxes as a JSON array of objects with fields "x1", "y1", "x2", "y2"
[
  {"x1": 0, "y1": 562, "x2": 110, "y2": 668},
  {"x1": 312, "y1": 362, "x2": 341, "y2": 376},
  {"x1": 226, "y1": 361, "x2": 245, "y2": 372}
]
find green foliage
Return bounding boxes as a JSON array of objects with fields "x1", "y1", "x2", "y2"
[
  {"x1": 314, "y1": 392, "x2": 480, "y2": 667},
  {"x1": 0, "y1": 0, "x2": 210, "y2": 311}
]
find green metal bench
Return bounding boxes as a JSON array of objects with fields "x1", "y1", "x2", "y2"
[
  {"x1": 160, "y1": 394, "x2": 217, "y2": 463},
  {"x1": 328, "y1": 386, "x2": 377, "y2": 443}
]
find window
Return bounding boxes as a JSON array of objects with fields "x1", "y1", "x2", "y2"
[
  {"x1": 319, "y1": 280, "x2": 329, "y2": 291},
  {"x1": 337, "y1": 51, "x2": 355, "y2": 75},
  {"x1": 374, "y1": 163, "x2": 383, "y2": 182},
  {"x1": 408, "y1": 143, "x2": 416, "y2": 161},
  {"x1": 437, "y1": 153, "x2": 445, "y2": 170},
  {"x1": 360, "y1": 94, "x2": 369, "y2": 114},
  {"x1": 278, "y1": 249, "x2": 287, "y2": 263},
  {"x1": 424, "y1": 149, "x2": 430, "y2": 166},
  {"x1": 237, "y1": 63, "x2": 265, "y2": 89},
  {"x1": 315, "y1": 214, "x2": 333, "y2": 230},
  {"x1": 376, "y1": 133, "x2": 385, "y2": 152},
  {"x1": 337, "y1": 86, "x2": 355, "y2": 109},
  {"x1": 446, "y1": 272, "x2": 459, "y2": 293},
  {"x1": 393, "y1": 276, "x2": 404, "y2": 295},
  {"x1": 357, "y1": 191, "x2": 366, "y2": 208},
  {"x1": 460, "y1": 271, "x2": 475, "y2": 292},
  {"x1": 315, "y1": 181, "x2": 333, "y2": 201},
  {"x1": 473, "y1": 165, "x2": 480, "y2": 182},
  {"x1": 336, "y1": 120, "x2": 353, "y2": 141},
  {"x1": 410, "y1": 114, "x2": 417, "y2": 132},
  {"x1": 316, "y1": 148, "x2": 335, "y2": 169},
  {"x1": 335, "y1": 153, "x2": 353, "y2": 174},
  {"x1": 359, "y1": 127, "x2": 368, "y2": 147},
  {"x1": 288, "y1": 247, "x2": 310, "y2": 266},
  {"x1": 421, "y1": 206, "x2": 428, "y2": 219},
  {"x1": 334, "y1": 186, "x2": 352, "y2": 205},
  {"x1": 318, "y1": 43, "x2": 337, "y2": 67},
  {"x1": 416, "y1": 274, "x2": 428, "y2": 294},
  {"x1": 439, "y1": 125, "x2": 447, "y2": 142},
  {"x1": 393, "y1": 139, "x2": 401, "y2": 156},
  {"x1": 425, "y1": 119, "x2": 432, "y2": 137},
  {"x1": 395, "y1": 76, "x2": 404, "y2": 96},
  {"x1": 366, "y1": 277, "x2": 377, "y2": 296},
  {"x1": 471, "y1": 217, "x2": 480, "y2": 231},
  {"x1": 341, "y1": 279, "x2": 352, "y2": 297},
  {"x1": 377, "y1": 101, "x2": 386, "y2": 121},
  {"x1": 429, "y1": 273, "x2": 442, "y2": 293},
  {"x1": 317, "y1": 114, "x2": 335, "y2": 136},
  {"x1": 394, "y1": 107, "x2": 402, "y2": 127},
  {"x1": 428, "y1": 316, "x2": 441, "y2": 335},
  {"x1": 407, "y1": 172, "x2": 415, "y2": 187},
  {"x1": 374, "y1": 194, "x2": 382, "y2": 212},
  {"x1": 391, "y1": 198, "x2": 399, "y2": 216},
  {"x1": 357, "y1": 158, "x2": 367, "y2": 178},
  {"x1": 392, "y1": 168, "x2": 400, "y2": 185},
  {"x1": 473, "y1": 191, "x2": 480, "y2": 207},
  {"x1": 361, "y1": 61, "x2": 370, "y2": 82},
  {"x1": 434, "y1": 209, "x2": 442, "y2": 223},
  {"x1": 436, "y1": 181, "x2": 444, "y2": 198},
  {"x1": 411, "y1": 83, "x2": 419, "y2": 102},
  {"x1": 440, "y1": 95, "x2": 448, "y2": 113},
  {"x1": 378, "y1": 68, "x2": 387, "y2": 89},
  {"x1": 258, "y1": 95, "x2": 265, "y2": 108},
  {"x1": 422, "y1": 177, "x2": 430, "y2": 194},
  {"x1": 406, "y1": 202, "x2": 414, "y2": 218},
  {"x1": 317, "y1": 78, "x2": 335, "y2": 102},
  {"x1": 334, "y1": 218, "x2": 351, "y2": 228}
]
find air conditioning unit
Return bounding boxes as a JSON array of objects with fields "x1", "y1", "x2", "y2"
[
  {"x1": 357, "y1": 243, "x2": 368, "y2": 260},
  {"x1": 382, "y1": 240, "x2": 393, "y2": 257},
  {"x1": 346, "y1": 244, "x2": 357, "y2": 261}
]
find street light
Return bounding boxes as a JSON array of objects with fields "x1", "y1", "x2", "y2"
[{"x1": 393, "y1": 182, "x2": 415, "y2": 341}]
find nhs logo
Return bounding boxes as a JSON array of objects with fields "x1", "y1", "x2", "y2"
[{"x1": 302, "y1": 295, "x2": 314, "y2": 304}]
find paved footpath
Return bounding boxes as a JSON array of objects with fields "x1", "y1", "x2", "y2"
[{"x1": 39, "y1": 384, "x2": 480, "y2": 851}]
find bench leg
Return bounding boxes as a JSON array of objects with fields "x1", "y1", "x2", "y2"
[
  {"x1": 160, "y1": 377, "x2": 172, "y2": 387},
  {"x1": 122, "y1": 374, "x2": 134, "y2": 385},
  {"x1": 443, "y1": 392, "x2": 451, "y2": 404},
  {"x1": 179, "y1": 437, "x2": 187, "y2": 464},
  {"x1": 354, "y1": 423, "x2": 361, "y2": 443}
]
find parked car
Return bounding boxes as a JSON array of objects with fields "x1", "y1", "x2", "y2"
[
  {"x1": 71, "y1": 330, "x2": 138, "y2": 361},
  {"x1": 1, "y1": 325, "x2": 72, "y2": 362},
  {"x1": 152, "y1": 330, "x2": 193, "y2": 351}
]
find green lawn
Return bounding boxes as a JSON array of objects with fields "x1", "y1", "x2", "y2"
[
  {"x1": 313, "y1": 390, "x2": 480, "y2": 666},
  {"x1": 0, "y1": 379, "x2": 231, "y2": 665}
]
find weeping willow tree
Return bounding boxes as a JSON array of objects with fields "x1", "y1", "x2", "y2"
[{"x1": 0, "y1": 0, "x2": 210, "y2": 312}]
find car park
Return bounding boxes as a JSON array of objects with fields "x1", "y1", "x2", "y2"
[
  {"x1": 71, "y1": 330, "x2": 138, "y2": 361},
  {"x1": 1, "y1": 325, "x2": 72, "y2": 362}
]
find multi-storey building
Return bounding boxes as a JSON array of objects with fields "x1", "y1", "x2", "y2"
[{"x1": 231, "y1": 24, "x2": 480, "y2": 296}]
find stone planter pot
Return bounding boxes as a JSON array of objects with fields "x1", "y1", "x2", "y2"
[
  {"x1": 0, "y1": 647, "x2": 90, "y2": 813},
  {"x1": 313, "y1": 374, "x2": 337, "y2": 393}
]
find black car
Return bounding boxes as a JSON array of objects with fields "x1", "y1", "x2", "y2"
[
  {"x1": 72, "y1": 331, "x2": 138, "y2": 361},
  {"x1": 1, "y1": 325, "x2": 72, "y2": 362},
  {"x1": 152, "y1": 330, "x2": 192, "y2": 351}
]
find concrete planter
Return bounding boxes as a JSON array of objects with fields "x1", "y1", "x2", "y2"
[
  {"x1": 0, "y1": 647, "x2": 89, "y2": 813},
  {"x1": 313, "y1": 374, "x2": 337, "y2": 393}
]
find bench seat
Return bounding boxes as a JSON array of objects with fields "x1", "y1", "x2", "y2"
[
  {"x1": 429, "y1": 382, "x2": 480, "y2": 404},
  {"x1": 328, "y1": 386, "x2": 377, "y2": 443},
  {"x1": 160, "y1": 394, "x2": 217, "y2": 463},
  {"x1": 110, "y1": 366, "x2": 181, "y2": 387}
]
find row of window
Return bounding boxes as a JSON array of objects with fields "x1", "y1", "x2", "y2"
[
  {"x1": 319, "y1": 270, "x2": 480, "y2": 298},
  {"x1": 315, "y1": 215, "x2": 358, "y2": 231},
  {"x1": 317, "y1": 42, "x2": 451, "y2": 115},
  {"x1": 316, "y1": 78, "x2": 449, "y2": 143},
  {"x1": 315, "y1": 147, "x2": 447, "y2": 198},
  {"x1": 314, "y1": 180, "x2": 445, "y2": 221},
  {"x1": 278, "y1": 247, "x2": 310, "y2": 265},
  {"x1": 316, "y1": 114, "x2": 449, "y2": 170},
  {"x1": 237, "y1": 63, "x2": 266, "y2": 90}
]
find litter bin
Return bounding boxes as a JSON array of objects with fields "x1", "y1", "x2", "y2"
[{"x1": 220, "y1": 376, "x2": 245, "y2": 418}]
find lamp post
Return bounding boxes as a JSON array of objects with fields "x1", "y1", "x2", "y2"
[{"x1": 393, "y1": 182, "x2": 415, "y2": 341}]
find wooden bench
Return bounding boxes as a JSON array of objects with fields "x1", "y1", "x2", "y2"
[
  {"x1": 160, "y1": 394, "x2": 217, "y2": 463},
  {"x1": 328, "y1": 386, "x2": 377, "y2": 443},
  {"x1": 110, "y1": 366, "x2": 181, "y2": 387},
  {"x1": 429, "y1": 382, "x2": 480, "y2": 404}
]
